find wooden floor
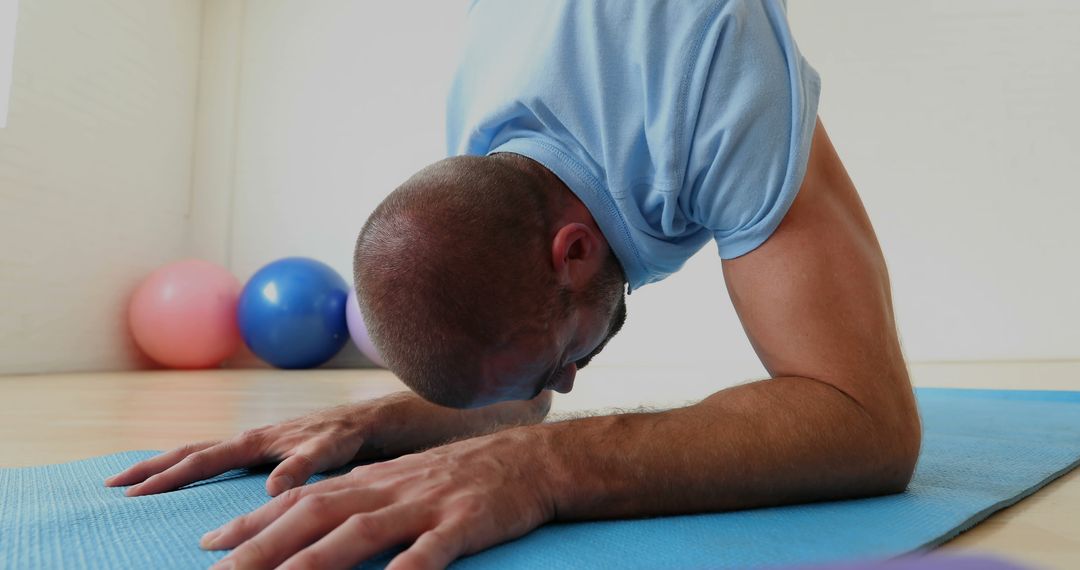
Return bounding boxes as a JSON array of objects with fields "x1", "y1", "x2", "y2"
[{"x1": 1, "y1": 361, "x2": 1078, "y2": 568}]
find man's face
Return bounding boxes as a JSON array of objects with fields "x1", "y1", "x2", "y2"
[{"x1": 473, "y1": 289, "x2": 627, "y2": 407}]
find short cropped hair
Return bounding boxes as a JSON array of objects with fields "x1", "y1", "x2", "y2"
[{"x1": 353, "y1": 156, "x2": 565, "y2": 408}]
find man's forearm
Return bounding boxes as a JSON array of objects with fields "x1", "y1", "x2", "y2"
[
  {"x1": 361, "y1": 389, "x2": 552, "y2": 458},
  {"x1": 532, "y1": 376, "x2": 920, "y2": 520}
]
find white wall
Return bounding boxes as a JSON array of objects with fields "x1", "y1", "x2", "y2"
[
  {"x1": 220, "y1": 1, "x2": 1080, "y2": 375},
  {"x1": 223, "y1": 1, "x2": 463, "y2": 281},
  {"x1": 789, "y1": 1, "x2": 1080, "y2": 362},
  {"x1": 0, "y1": 0, "x2": 203, "y2": 374},
  {"x1": 0, "y1": 0, "x2": 16, "y2": 127}
]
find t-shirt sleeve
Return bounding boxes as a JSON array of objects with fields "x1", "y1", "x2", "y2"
[{"x1": 684, "y1": 0, "x2": 820, "y2": 259}]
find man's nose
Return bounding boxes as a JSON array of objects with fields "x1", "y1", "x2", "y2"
[{"x1": 554, "y1": 363, "x2": 577, "y2": 394}]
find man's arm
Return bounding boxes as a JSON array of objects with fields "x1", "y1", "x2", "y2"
[
  {"x1": 536, "y1": 119, "x2": 921, "y2": 519},
  {"x1": 108, "y1": 389, "x2": 550, "y2": 497}
]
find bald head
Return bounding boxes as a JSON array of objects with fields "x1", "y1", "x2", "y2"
[{"x1": 354, "y1": 155, "x2": 568, "y2": 407}]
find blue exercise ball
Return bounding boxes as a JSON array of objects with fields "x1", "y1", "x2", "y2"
[{"x1": 237, "y1": 257, "x2": 350, "y2": 369}]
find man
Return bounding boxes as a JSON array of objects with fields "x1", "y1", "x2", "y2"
[{"x1": 106, "y1": 1, "x2": 921, "y2": 569}]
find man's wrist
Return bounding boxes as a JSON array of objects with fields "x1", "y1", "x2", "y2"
[
  {"x1": 523, "y1": 414, "x2": 629, "y2": 521},
  {"x1": 357, "y1": 391, "x2": 548, "y2": 459},
  {"x1": 353, "y1": 392, "x2": 424, "y2": 458}
]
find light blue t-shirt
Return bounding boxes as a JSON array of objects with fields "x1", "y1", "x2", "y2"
[{"x1": 447, "y1": 0, "x2": 820, "y2": 292}]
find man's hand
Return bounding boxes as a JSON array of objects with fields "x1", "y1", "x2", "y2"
[
  {"x1": 105, "y1": 402, "x2": 379, "y2": 497},
  {"x1": 105, "y1": 390, "x2": 552, "y2": 498},
  {"x1": 200, "y1": 429, "x2": 553, "y2": 570}
]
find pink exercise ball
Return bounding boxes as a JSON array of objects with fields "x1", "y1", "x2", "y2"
[
  {"x1": 128, "y1": 259, "x2": 242, "y2": 369},
  {"x1": 346, "y1": 287, "x2": 386, "y2": 368}
]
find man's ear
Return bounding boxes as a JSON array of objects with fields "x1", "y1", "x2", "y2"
[{"x1": 551, "y1": 222, "x2": 601, "y2": 288}]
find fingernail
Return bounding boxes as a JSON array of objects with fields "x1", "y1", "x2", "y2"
[
  {"x1": 125, "y1": 485, "x2": 140, "y2": 496},
  {"x1": 211, "y1": 560, "x2": 234, "y2": 570},
  {"x1": 201, "y1": 529, "x2": 222, "y2": 549}
]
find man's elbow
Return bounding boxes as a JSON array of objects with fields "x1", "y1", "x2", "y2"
[
  {"x1": 822, "y1": 370, "x2": 922, "y2": 495},
  {"x1": 872, "y1": 395, "x2": 922, "y2": 494}
]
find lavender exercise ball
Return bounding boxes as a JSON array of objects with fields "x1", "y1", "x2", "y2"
[{"x1": 346, "y1": 287, "x2": 386, "y2": 368}]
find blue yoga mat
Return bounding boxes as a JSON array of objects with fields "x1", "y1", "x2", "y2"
[{"x1": 2, "y1": 388, "x2": 1078, "y2": 569}]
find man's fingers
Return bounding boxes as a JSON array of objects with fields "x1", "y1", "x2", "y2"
[
  {"x1": 202, "y1": 474, "x2": 359, "y2": 550},
  {"x1": 104, "y1": 441, "x2": 218, "y2": 487},
  {"x1": 385, "y1": 525, "x2": 466, "y2": 570},
  {"x1": 206, "y1": 488, "x2": 394, "y2": 570},
  {"x1": 278, "y1": 504, "x2": 423, "y2": 570},
  {"x1": 265, "y1": 443, "x2": 330, "y2": 497},
  {"x1": 125, "y1": 436, "x2": 267, "y2": 497}
]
